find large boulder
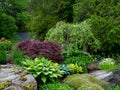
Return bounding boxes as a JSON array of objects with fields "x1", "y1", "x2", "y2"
[
  {"x1": 90, "y1": 70, "x2": 120, "y2": 87},
  {"x1": 64, "y1": 74, "x2": 111, "y2": 90},
  {"x1": 0, "y1": 64, "x2": 37, "y2": 90}
]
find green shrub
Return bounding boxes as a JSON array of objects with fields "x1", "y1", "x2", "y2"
[
  {"x1": 0, "y1": 49, "x2": 6, "y2": 64},
  {"x1": 12, "y1": 48, "x2": 26, "y2": 65},
  {"x1": 6, "y1": 47, "x2": 25, "y2": 65},
  {"x1": 39, "y1": 82, "x2": 73, "y2": 90},
  {"x1": 64, "y1": 74, "x2": 111, "y2": 90},
  {"x1": 63, "y1": 49, "x2": 95, "y2": 72},
  {"x1": 0, "y1": 38, "x2": 12, "y2": 51},
  {"x1": 98, "y1": 58, "x2": 116, "y2": 71},
  {"x1": 0, "y1": 12, "x2": 17, "y2": 39},
  {"x1": 22, "y1": 57, "x2": 64, "y2": 83},
  {"x1": 45, "y1": 20, "x2": 100, "y2": 51},
  {"x1": 113, "y1": 85, "x2": 120, "y2": 90}
]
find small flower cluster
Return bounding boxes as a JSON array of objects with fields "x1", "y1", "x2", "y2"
[{"x1": 98, "y1": 58, "x2": 116, "y2": 71}]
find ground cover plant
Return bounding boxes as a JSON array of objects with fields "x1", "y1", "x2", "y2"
[{"x1": 39, "y1": 82, "x2": 73, "y2": 90}]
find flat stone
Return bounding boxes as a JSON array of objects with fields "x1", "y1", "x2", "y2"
[
  {"x1": 90, "y1": 70, "x2": 113, "y2": 80},
  {"x1": 0, "y1": 64, "x2": 37, "y2": 90}
]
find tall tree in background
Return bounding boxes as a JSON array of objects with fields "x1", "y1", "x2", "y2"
[
  {"x1": 27, "y1": 0, "x2": 75, "y2": 40},
  {"x1": 0, "y1": 0, "x2": 29, "y2": 38},
  {"x1": 73, "y1": 0, "x2": 120, "y2": 56}
]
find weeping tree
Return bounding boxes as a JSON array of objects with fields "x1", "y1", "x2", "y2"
[{"x1": 45, "y1": 20, "x2": 100, "y2": 52}]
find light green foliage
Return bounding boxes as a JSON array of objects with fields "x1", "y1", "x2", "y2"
[
  {"x1": 67, "y1": 64, "x2": 83, "y2": 74},
  {"x1": 22, "y1": 57, "x2": 64, "y2": 83},
  {"x1": 39, "y1": 82, "x2": 73, "y2": 90},
  {"x1": 64, "y1": 74, "x2": 111, "y2": 90},
  {"x1": 98, "y1": 58, "x2": 116, "y2": 71},
  {"x1": 46, "y1": 20, "x2": 100, "y2": 51}
]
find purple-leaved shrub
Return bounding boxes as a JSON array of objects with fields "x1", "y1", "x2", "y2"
[{"x1": 16, "y1": 39, "x2": 63, "y2": 63}]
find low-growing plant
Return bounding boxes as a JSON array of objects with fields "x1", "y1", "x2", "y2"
[
  {"x1": 17, "y1": 39, "x2": 63, "y2": 63},
  {"x1": 98, "y1": 58, "x2": 116, "y2": 71},
  {"x1": 67, "y1": 64, "x2": 83, "y2": 74},
  {"x1": 112, "y1": 85, "x2": 120, "y2": 90},
  {"x1": 39, "y1": 82, "x2": 73, "y2": 90},
  {"x1": 64, "y1": 74, "x2": 111, "y2": 90},
  {"x1": 60, "y1": 64, "x2": 72, "y2": 75},
  {"x1": 22, "y1": 57, "x2": 64, "y2": 84}
]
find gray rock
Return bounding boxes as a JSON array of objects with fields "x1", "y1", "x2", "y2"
[
  {"x1": 90, "y1": 70, "x2": 120, "y2": 87},
  {"x1": 0, "y1": 64, "x2": 37, "y2": 90},
  {"x1": 4, "y1": 85, "x2": 24, "y2": 90}
]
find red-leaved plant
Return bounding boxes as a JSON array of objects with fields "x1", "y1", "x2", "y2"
[{"x1": 16, "y1": 39, "x2": 63, "y2": 63}]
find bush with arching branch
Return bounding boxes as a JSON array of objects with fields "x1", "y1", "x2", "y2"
[
  {"x1": 45, "y1": 20, "x2": 100, "y2": 52},
  {"x1": 16, "y1": 39, "x2": 63, "y2": 63}
]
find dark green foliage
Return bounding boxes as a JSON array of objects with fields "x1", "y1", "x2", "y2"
[
  {"x1": 63, "y1": 49, "x2": 95, "y2": 72},
  {"x1": 0, "y1": 49, "x2": 6, "y2": 64},
  {"x1": 6, "y1": 47, "x2": 25, "y2": 65},
  {"x1": 39, "y1": 82, "x2": 73, "y2": 90},
  {"x1": 73, "y1": 0, "x2": 120, "y2": 56},
  {"x1": 12, "y1": 48, "x2": 25, "y2": 65},
  {"x1": 27, "y1": 0, "x2": 75, "y2": 40},
  {"x1": 92, "y1": 54, "x2": 104, "y2": 61},
  {"x1": 55, "y1": 0, "x2": 75, "y2": 22},
  {"x1": 0, "y1": 12, "x2": 17, "y2": 39},
  {"x1": 27, "y1": 0, "x2": 59, "y2": 40},
  {"x1": 0, "y1": 0, "x2": 29, "y2": 36}
]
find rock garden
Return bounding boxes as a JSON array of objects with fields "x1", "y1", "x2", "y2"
[{"x1": 1, "y1": 0, "x2": 120, "y2": 90}]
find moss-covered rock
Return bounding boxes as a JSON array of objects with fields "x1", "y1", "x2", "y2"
[{"x1": 64, "y1": 74, "x2": 112, "y2": 90}]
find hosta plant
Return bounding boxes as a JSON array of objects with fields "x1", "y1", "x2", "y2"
[
  {"x1": 98, "y1": 58, "x2": 116, "y2": 71},
  {"x1": 22, "y1": 57, "x2": 64, "y2": 83}
]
